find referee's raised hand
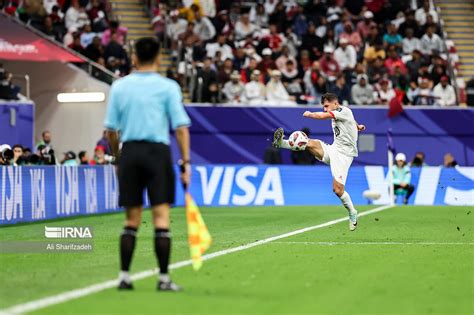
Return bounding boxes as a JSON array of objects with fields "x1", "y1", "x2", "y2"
[{"x1": 104, "y1": 37, "x2": 191, "y2": 292}]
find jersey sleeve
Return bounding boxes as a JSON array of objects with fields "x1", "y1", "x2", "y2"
[
  {"x1": 166, "y1": 82, "x2": 191, "y2": 130},
  {"x1": 330, "y1": 106, "x2": 351, "y2": 121},
  {"x1": 104, "y1": 82, "x2": 120, "y2": 131}
]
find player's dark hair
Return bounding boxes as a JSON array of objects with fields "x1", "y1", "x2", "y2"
[
  {"x1": 321, "y1": 93, "x2": 339, "y2": 104},
  {"x1": 134, "y1": 37, "x2": 160, "y2": 65}
]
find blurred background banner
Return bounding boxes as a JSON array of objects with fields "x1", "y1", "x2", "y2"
[
  {"x1": 1, "y1": 165, "x2": 472, "y2": 225},
  {"x1": 170, "y1": 106, "x2": 474, "y2": 166}
]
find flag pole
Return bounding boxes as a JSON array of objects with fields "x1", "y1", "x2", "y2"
[{"x1": 387, "y1": 129, "x2": 395, "y2": 206}]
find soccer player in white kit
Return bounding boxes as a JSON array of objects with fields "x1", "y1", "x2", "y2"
[{"x1": 273, "y1": 93, "x2": 366, "y2": 231}]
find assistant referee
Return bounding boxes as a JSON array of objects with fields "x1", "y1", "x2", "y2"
[{"x1": 104, "y1": 37, "x2": 191, "y2": 292}]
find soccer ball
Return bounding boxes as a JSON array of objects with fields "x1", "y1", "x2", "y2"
[{"x1": 288, "y1": 131, "x2": 308, "y2": 151}]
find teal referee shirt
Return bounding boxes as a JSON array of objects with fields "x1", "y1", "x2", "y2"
[{"x1": 104, "y1": 72, "x2": 191, "y2": 144}]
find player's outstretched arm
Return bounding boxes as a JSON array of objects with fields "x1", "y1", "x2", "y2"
[
  {"x1": 355, "y1": 120, "x2": 366, "y2": 132},
  {"x1": 303, "y1": 111, "x2": 333, "y2": 120}
]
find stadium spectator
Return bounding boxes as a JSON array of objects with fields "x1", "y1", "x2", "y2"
[
  {"x1": 193, "y1": 57, "x2": 218, "y2": 103},
  {"x1": 178, "y1": 22, "x2": 201, "y2": 46},
  {"x1": 357, "y1": 10, "x2": 376, "y2": 39},
  {"x1": 102, "y1": 20, "x2": 128, "y2": 46},
  {"x1": 393, "y1": 153, "x2": 415, "y2": 205},
  {"x1": 222, "y1": 71, "x2": 244, "y2": 103},
  {"x1": 275, "y1": 46, "x2": 297, "y2": 72},
  {"x1": 319, "y1": 46, "x2": 340, "y2": 82},
  {"x1": 61, "y1": 151, "x2": 78, "y2": 166},
  {"x1": 205, "y1": 34, "x2": 233, "y2": 62},
  {"x1": 85, "y1": 36, "x2": 104, "y2": 62},
  {"x1": 414, "y1": 77, "x2": 436, "y2": 105},
  {"x1": 301, "y1": 22, "x2": 324, "y2": 60},
  {"x1": 383, "y1": 23, "x2": 402, "y2": 49},
  {"x1": 166, "y1": 10, "x2": 188, "y2": 52},
  {"x1": 421, "y1": 26, "x2": 443, "y2": 56},
  {"x1": 104, "y1": 33, "x2": 129, "y2": 75},
  {"x1": 97, "y1": 130, "x2": 112, "y2": 155},
  {"x1": 258, "y1": 48, "x2": 277, "y2": 80},
  {"x1": 374, "y1": 79, "x2": 396, "y2": 105},
  {"x1": 265, "y1": 23, "x2": 285, "y2": 52},
  {"x1": 334, "y1": 37, "x2": 356, "y2": 76},
  {"x1": 330, "y1": 74, "x2": 351, "y2": 105},
  {"x1": 402, "y1": 28, "x2": 422, "y2": 55},
  {"x1": 281, "y1": 60, "x2": 303, "y2": 102},
  {"x1": 12, "y1": 145, "x2": 23, "y2": 166},
  {"x1": 40, "y1": 16, "x2": 63, "y2": 42},
  {"x1": 89, "y1": 145, "x2": 109, "y2": 165},
  {"x1": 292, "y1": 5, "x2": 308, "y2": 38},
  {"x1": 80, "y1": 23, "x2": 97, "y2": 48},
  {"x1": 241, "y1": 70, "x2": 266, "y2": 105},
  {"x1": 339, "y1": 22, "x2": 362, "y2": 52},
  {"x1": 68, "y1": 33, "x2": 85, "y2": 55},
  {"x1": 214, "y1": 10, "x2": 234, "y2": 36},
  {"x1": 268, "y1": 1, "x2": 288, "y2": 32},
  {"x1": 64, "y1": 0, "x2": 88, "y2": 31},
  {"x1": 443, "y1": 153, "x2": 458, "y2": 168},
  {"x1": 399, "y1": 10, "x2": 420, "y2": 38},
  {"x1": 433, "y1": 76, "x2": 456, "y2": 106},
  {"x1": 351, "y1": 74, "x2": 374, "y2": 105},
  {"x1": 384, "y1": 46, "x2": 407, "y2": 76},
  {"x1": 410, "y1": 151, "x2": 427, "y2": 167},
  {"x1": 234, "y1": 13, "x2": 257, "y2": 41},
  {"x1": 367, "y1": 57, "x2": 388, "y2": 85},
  {"x1": 217, "y1": 58, "x2": 234, "y2": 86},
  {"x1": 406, "y1": 49, "x2": 424, "y2": 81},
  {"x1": 364, "y1": 39, "x2": 386, "y2": 64},
  {"x1": 248, "y1": 4, "x2": 267, "y2": 29},
  {"x1": 266, "y1": 70, "x2": 296, "y2": 106},
  {"x1": 36, "y1": 130, "x2": 53, "y2": 151},
  {"x1": 87, "y1": 0, "x2": 108, "y2": 32},
  {"x1": 415, "y1": 0, "x2": 438, "y2": 26},
  {"x1": 291, "y1": 128, "x2": 316, "y2": 165},
  {"x1": 193, "y1": 10, "x2": 216, "y2": 42},
  {"x1": 78, "y1": 151, "x2": 89, "y2": 165},
  {"x1": 0, "y1": 69, "x2": 20, "y2": 100}
]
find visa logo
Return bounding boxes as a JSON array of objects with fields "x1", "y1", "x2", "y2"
[{"x1": 195, "y1": 166, "x2": 284, "y2": 206}]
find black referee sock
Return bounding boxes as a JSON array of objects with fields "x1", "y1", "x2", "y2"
[
  {"x1": 154, "y1": 228, "x2": 171, "y2": 276},
  {"x1": 120, "y1": 226, "x2": 138, "y2": 272}
]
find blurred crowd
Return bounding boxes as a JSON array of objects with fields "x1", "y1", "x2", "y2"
[
  {"x1": 1, "y1": 0, "x2": 130, "y2": 76},
  {"x1": 0, "y1": 64, "x2": 23, "y2": 100},
  {"x1": 0, "y1": 130, "x2": 115, "y2": 166},
  {"x1": 0, "y1": 0, "x2": 468, "y2": 106},
  {"x1": 153, "y1": 0, "x2": 458, "y2": 106}
]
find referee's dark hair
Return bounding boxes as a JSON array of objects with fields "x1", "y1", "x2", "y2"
[{"x1": 134, "y1": 37, "x2": 160, "y2": 65}]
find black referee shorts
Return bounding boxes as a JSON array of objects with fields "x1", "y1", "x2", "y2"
[{"x1": 118, "y1": 141, "x2": 175, "y2": 208}]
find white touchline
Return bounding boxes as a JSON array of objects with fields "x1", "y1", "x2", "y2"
[
  {"x1": 271, "y1": 241, "x2": 474, "y2": 245},
  {"x1": 1, "y1": 204, "x2": 394, "y2": 315}
]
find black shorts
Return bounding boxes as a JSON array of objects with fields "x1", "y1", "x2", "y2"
[{"x1": 118, "y1": 141, "x2": 175, "y2": 207}]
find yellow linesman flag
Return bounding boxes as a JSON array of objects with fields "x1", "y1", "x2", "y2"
[{"x1": 186, "y1": 192, "x2": 212, "y2": 271}]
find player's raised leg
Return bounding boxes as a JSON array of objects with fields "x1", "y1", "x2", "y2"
[
  {"x1": 273, "y1": 128, "x2": 325, "y2": 160},
  {"x1": 332, "y1": 180, "x2": 358, "y2": 231},
  {"x1": 118, "y1": 206, "x2": 142, "y2": 290}
]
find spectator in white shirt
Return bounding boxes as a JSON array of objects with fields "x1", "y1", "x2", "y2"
[
  {"x1": 65, "y1": 0, "x2": 89, "y2": 30},
  {"x1": 235, "y1": 14, "x2": 258, "y2": 41},
  {"x1": 433, "y1": 76, "x2": 456, "y2": 106},
  {"x1": 375, "y1": 79, "x2": 396, "y2": 105},
  {"x1": 206, "y1": 34, "x2": 234, "y2": 61},
  {"x1": 194, "y1": 10, "x2": 216, "y2": 42},
  {"x1": 334, "y1": 37, "x2": 356, "y2": 72},
  {"x1": 421, "y1": 26, "x2": 443, "y2": 55},
  {"x1": 266, "y1": 70, "x2": 297, "y2": 105},
  {"x1": 166, "y1": 10, "x2": 188, "y2": 42},
  {"x1": 242, "y1": 70, "x2": 266, "y2": 105},
  {"x1": 222, "y1": 71, "x2": 245, "y2": 103},
  {"x1": 402, "y1": 28, "x2": 422, "y2": 55},
  {"x1": 415, "y1": 0, "x2": 438, "y2": 26}
]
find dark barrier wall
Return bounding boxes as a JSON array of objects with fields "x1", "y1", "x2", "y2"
[
  {"x1": 170, "y1": 106, "x2": 474, "y2": 166},
  {"x1": 0, "y1": 101, "x2": 34, "y2": 149},
  {"x1": 1, "y1": 165, "x2": 472, "y2": 225}
]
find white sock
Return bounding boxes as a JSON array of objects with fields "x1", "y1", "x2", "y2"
[
  {"x1": 119, "y1": 271, "x2": 131, "y2": 283},
  {"x1": 159, "y1": 273, "x2": 170, "y2": 283},
  {"x1": 339, "y1": 191, "x2": 357, "y2": 214}
]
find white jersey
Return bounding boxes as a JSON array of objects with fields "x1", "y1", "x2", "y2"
[{"x1": 329, "y1": 106, "x2": 358, "y2": 157}]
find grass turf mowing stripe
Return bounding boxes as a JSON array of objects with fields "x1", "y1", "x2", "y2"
[{"x1": 1, "y1": 204, "x2": 394, "y2": 315}]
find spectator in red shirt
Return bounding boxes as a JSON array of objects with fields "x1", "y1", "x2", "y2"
[
  {"x1": 68, "y1": 33, "x2": 85, "y2": 54},
  {"x1": 265, "y1": 24, "x2": 284, "y2": 52},
  {"x1": 384, "y1": 45, "x2": 407, "y2": 75},
  {"x1": 319, "y1": 46, "x2": 340, "y2": 82}
]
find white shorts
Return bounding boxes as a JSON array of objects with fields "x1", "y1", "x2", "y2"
[{"x1": 316, "y1": 141, "x2": 353, "y2": 185}]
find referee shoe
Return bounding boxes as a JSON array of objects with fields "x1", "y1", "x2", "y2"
[
  {"x1": 158, "y1": 280, "x2": 182, "y2": 292},
  {"x1": 118, "y1": 280, "x2": 134, "y2": 290}
]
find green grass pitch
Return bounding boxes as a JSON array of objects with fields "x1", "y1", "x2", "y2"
[{"x1": 0, "y1": 205, "x2": 473, "y2": 315}]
